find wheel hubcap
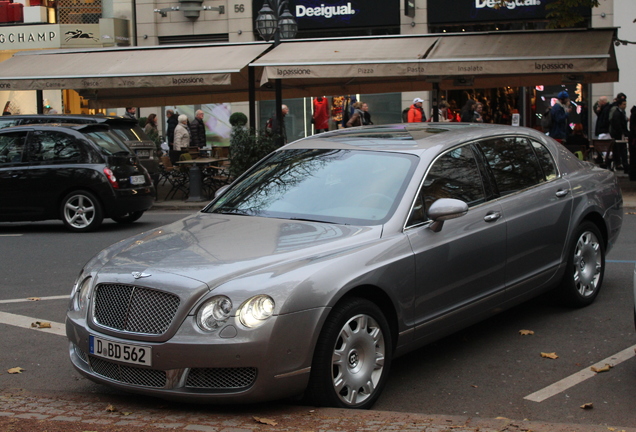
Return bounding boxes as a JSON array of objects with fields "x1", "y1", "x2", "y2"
[
  {"x1": 572, "y1": 230, "x2": 602, "y2": 297},
  {"x1": 331, "y1": 314, "x2": 385, "y2": 406},
  {"x1": 64, "y1": 195, "x2": 95, "y2": 229}
]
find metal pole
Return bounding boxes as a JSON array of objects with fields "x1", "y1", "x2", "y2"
[
  {"x1": 432, "y1": 83, "x2": 439, "y2": 123},
  {"x1": 36, "y1": 90, "x2": 44, "y2": 114},
  {"x1": 249, "y1": 66, "x2": 256, "y2": 130},
  {"x1": 273, "y1": 29, "x2": 283, "y2": 146}
]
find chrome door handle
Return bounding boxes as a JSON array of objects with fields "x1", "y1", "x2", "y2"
[
  {"x1": 555, "y1": 189, "x2": 570, "y2": 198},
  {"x1": 483, "y1": 212, "x2": 501, "y2": 222}
]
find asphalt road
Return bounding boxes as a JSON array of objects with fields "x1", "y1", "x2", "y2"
[{"x1": 0, "y1": 210, "x2": 635, "y2": 429}]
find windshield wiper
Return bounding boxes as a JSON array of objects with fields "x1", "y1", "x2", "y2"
[
  {"x1": 213, "y1": 207, "x2": 250, "y2": 215},
  {"x1": 288, "y1": 217, "x2": 339, "y2": 224}
]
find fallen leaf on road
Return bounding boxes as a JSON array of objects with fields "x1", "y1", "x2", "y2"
[
  {"x1": 31, "y1": 321, "x2": 51, "y2": 329},
  {"x1": 471, "y1": 385, "x2": 478, "y2": 388},
  {"x1": 496, "y1": 416, "x2": 509, "y2": 419},
  {"x1": 105, "y1": 404, "x2": 117, "y2": 412},
  {"x1": 27, "y1": 297, "x2": 41, "y2": 301},
  {"x1": 253, "y1": 416, "x2": 277, "y2": 426},
  {"x1": 591, "y1": 364, "x2": 613, "y2": 373},
  {"x1": 626, "y1": 212, "x2": 636, "y2": 215},
  {"x1": 7, "y1": 367, "x2": 24, "y2": 374},
  {"x1": 580, "y1": 403, "x2": 593, "y2": 409},
  {"x1": 541, "y1": 352, "x2": 558, "y2": 359},
  {"x1": 519, "y1": 329, "x2": 534, "y2": 336}
]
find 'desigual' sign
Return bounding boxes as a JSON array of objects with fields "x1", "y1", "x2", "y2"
[
  {"x1": 253, "y1": 0, "x2": 399, "y2": 31},
  {"x1": 428, "y1": 0, "x2": 590, "y2": 24}
]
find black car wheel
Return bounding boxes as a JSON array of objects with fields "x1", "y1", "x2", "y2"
[
  {"x1": 306, "y1": 297, "x2": 392, "y2": 409},
  {"x1": 112, "y1": 211, "x2": 144, "y2": 224},
  {"x1": 61, "y1": 190, "x2": 103, "y2": 232},
  {"x1": 560, "y1": 221, "x2": 605, "y2": 307}
]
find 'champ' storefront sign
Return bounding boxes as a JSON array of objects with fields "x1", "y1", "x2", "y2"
[{"x1": 0, "y1": 24, "x2": 107, "y2": 50}]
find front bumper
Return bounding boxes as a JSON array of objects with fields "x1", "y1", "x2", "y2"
[{"x1": 66, "y1": 307, "x2": 326, "y2": 403}]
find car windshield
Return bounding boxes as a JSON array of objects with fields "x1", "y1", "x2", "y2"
[
  {"x1": 85, "y1": 130, "x2": 133, "y2": 155},
  {"x1": 206, "y1": 148, "x2": 418, "y2": 225},
  {"x1": 109, "y1": 124, "x2": 152, "y2": 142}
]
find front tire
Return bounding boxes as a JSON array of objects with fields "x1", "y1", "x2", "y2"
[
  {"x1": 60, "y1": 190, "x2": 103, "y2": 232},
  {"x1": 560, "y1": 221, "x2": 605, "y2": 307},
  {"x1": 306, "y1": 297, "x2": 392, "y2": 409},
  {"x1": 112, "y1": 211, "x2": 144, "y2": 224}
]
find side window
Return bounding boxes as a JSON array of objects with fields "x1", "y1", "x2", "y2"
[
  {"x1": 0, "y1": 132, "x2": 28, "y2": 165},
  {"x1": 27, "y1": 131, "x2": 82, "y2": 163},
  {"x1": 478, "y1": 137, "x2": 544, "y2": 196},
  {"x1": 0, "y1": 119, "x2": 19, "y2": 129},
  {"x1": 407, "y1": 145, "x2": 485, "y2": 226},
  {"x1": 530, "y1": 140, "x2": 557, "y2": 181}
]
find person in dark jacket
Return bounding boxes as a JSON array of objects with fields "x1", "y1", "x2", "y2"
[
  {"x1": 124, "y1": 107, "x2": 137, "y2": 121},
  {"x1": 629, "y1": 105, "x2": 636, "y2": 180},
  {"x1": 189, "y1": 109, "x2": 207, "y2": 148},
  {"x1": 166, "y1": 109, "x2": 178, "y2": 146},
  {"x1": 460, "y1": 99, "x2": 478, "y2": 122},
  {"x1": 610, "y1": 98, "x2": 628, "y2": 172},
  {"x1": 549, "y1": 91, "x2": 571, "y2": 141}
]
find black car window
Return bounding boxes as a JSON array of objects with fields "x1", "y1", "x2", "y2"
[
  {"x1": 27, "y1": 130, "x2": 82, "y2": 163},
  {"x1": 85, "y1": 130, "x2": 132, "y2": 155},
  {"x1": 110, "y1": 124, "x2": 151, "y2": 142},
  {"x1": 529, "y1": 139, "x2": 557, "y2": 181},
  {"x1": 0, "y1": 119, "x2": 19, "y2": 129},
  {"x1": 408, "y1": 145, "x2": 485, "y2": 226},
  {"x1": 0, "y1": 131, "x2": 27, "y2": 165},
  {"x1": 478, "y1": 137, "x2": 544, "y2": 196}
]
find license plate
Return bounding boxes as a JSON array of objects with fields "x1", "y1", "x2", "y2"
[
  {"x1": 136, "y1": 150, "x2": 150, "y2": 157},
  {"x1": 89, "y1": 335, "x2": 152, "y2": 366},
  {"x1": 130, "y1": 175, "x2": 145, "y2": 185}
]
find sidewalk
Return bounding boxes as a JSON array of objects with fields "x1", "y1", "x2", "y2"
[
  {"x1": 1, "y1": 389, "x2": 635, "y2": 432},
  {"x1": 149, "y1": 174, "x2": 636, "y2": 212}
]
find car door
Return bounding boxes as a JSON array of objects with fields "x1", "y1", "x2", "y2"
[
  {"x1": 476, "y1": 136, "x2": 572, "y2": 299},
  {"x1": 22, "y1": 129, "x2": 86, "y2": 218},
  {"x1": 0, "y1": 130, "x2": 30, "y2": 220},
  {"x1": 406, "y1": 144, "x2": 507, "y2": 342}
]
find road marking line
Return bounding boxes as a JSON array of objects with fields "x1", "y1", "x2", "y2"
[
  {"x1": 606, "y1": 259, "x2": 636, "y2": 263},
  {"x1": 0, "y1": 295, "x2": 68, "y2": 304},
  {"x1": 0, "y1": 234, "x2": 22, "y2": 237},
  {"x1": 0, "y1": 312, "x2": 66, "y2": 336},
  {"x1": 524, "y1": 344, "x2": 636, "y2": 402}
]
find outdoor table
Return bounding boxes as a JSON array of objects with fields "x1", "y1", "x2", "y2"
[{"x1": 175, "y1": 157, "x2": 227, "y2": 202}]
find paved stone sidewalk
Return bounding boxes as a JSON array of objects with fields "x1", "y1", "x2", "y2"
[{"x1": 1, "y1": 390, "x2": 635, "y2": 432}]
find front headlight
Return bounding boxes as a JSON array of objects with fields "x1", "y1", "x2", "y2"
[
  {"x1": 71, "y1": 276, "x2": 92, "y2": 312},
  {"x1": 238, "y1": 295, "x2": 275, "y2": 328},
  {"x1": 197, "y1": 296, "x2": 233, "y2": 332}
]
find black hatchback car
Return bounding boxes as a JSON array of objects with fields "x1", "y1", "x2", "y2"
[
  {"x1": 0, "y1": 123, "x2": 155, "y2": 232},
  {"x1": 0, "y1": 115, "x2": 160, "y2": 184}
]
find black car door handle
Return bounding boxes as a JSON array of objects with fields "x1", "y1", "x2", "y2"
[
  {"x1": 555, "y1": 189, "x2": 570, "y2": 198},
  {"x1": 484, "y1": 211, "x2": 501, "y2": 222}
]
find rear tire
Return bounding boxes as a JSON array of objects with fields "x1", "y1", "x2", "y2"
[
  {"x1": 305, "y1": 297, "x2": 392, "y2": 409},
  {"x1": 60, "y1": 190, "x2": 103, "y2": 232},
  {"x1": 112, "y1": 211, "x2": 144, "y2": 224},
  {"x1": 559, "y1": 221, "x2": 605, "y2": 307}
]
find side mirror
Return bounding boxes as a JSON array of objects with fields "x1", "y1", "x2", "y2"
[{"x1": 427, "y1": 198, "x2": 468, "y2": 233}]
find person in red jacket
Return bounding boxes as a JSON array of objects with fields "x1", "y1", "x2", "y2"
[{"x1": 407, "y1": 98, "x2": 427, "y2": 123}]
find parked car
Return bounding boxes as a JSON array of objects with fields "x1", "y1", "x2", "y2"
[
  {"x1": 0, "y1": 114, "x2": 160, "y2": 185},
  {"x1": 0, "y1": 123, "x2": 155, "y2": 232},
  {"x1": 66, "y1": 123, "x2": 622, "y2": 408}
]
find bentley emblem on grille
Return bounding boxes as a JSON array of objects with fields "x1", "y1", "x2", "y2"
[{"x1": 132, "y1": 272, "x2": 151, "y2": 279}]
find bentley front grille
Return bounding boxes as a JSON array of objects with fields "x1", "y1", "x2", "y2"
[
  {"x1": 89, "y1": 356, "x2": 167, "y2": 388},
  {"x1": 185, "y1": 367, "x2": 257, "y2": 390},
  {"x1": 93, "y1": 284, "x2": 180, "y2": 335}
]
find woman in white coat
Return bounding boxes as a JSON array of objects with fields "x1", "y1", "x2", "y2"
[{"x1": 171, "y1": 114, "x2": 190, "y2": 163}]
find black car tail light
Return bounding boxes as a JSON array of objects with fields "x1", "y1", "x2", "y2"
[{"x1": 103, "y1": 167, "x2": 119, "y2": 189}]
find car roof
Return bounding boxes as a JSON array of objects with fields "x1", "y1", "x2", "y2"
[
  {"x1": 286, "y1": 123, "x2": 550, "y2": 154},
  {"x1": 0, "y1": 123, "x2": 112, "y2": 133},
  {"x1": 1, "y1": 114, "x2": 137, "y2": 125}
]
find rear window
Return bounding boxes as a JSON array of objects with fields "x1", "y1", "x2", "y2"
[
  {"x1": 85, "y1": 130, "x2": 132, "y2": 155},
  {"x1": 109, "y1": 124, "x2": 152, "y2": 143}
]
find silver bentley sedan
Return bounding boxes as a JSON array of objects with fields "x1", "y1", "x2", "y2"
[{"x1": 66, "y1": 123, "x2": 623, "y2": 409}]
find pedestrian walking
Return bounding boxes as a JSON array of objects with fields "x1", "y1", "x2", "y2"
[
  {"x1": 460, "y1": 99, "x2": 478, "y2": 122},
  {"x1": 549, "y1": 91, "x2": 571, "y2": 141},
  {"x1": 361, "y1": 102, "x2": 373, "y2": 125},
  {"x1": 124, "y1": 107, "x2": 137, "y2": 121},
  {"x1": 171, "y1": 114, "x2": 190, "y2": 164},
  {"x1": 610, "y1": 98, "x2": 628, "y2": 172},
  {"x1": 407, "y1": 98, "x2": 426, "y2": 123},
  {"x1": 166, "y1": 109, "x2": 178, "y2": 147},
  {"x1": 189, "y1": 109, "x2": 207, "y2": 148},
  {"x1": 346, "y1": 102, "x2": 364, "y2": 127}
]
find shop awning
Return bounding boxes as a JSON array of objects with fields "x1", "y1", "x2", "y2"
[
  {"x1": 251, "y1": 28, "x2": 618, "y2": 95},
  {"x1": 0, "y1": 42, "x2": 273, "y2": 107}
]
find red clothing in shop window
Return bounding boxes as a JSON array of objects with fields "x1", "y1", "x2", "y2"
[{"x1": 313, "y1": 97, "x2": 330, "y2": 130}]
